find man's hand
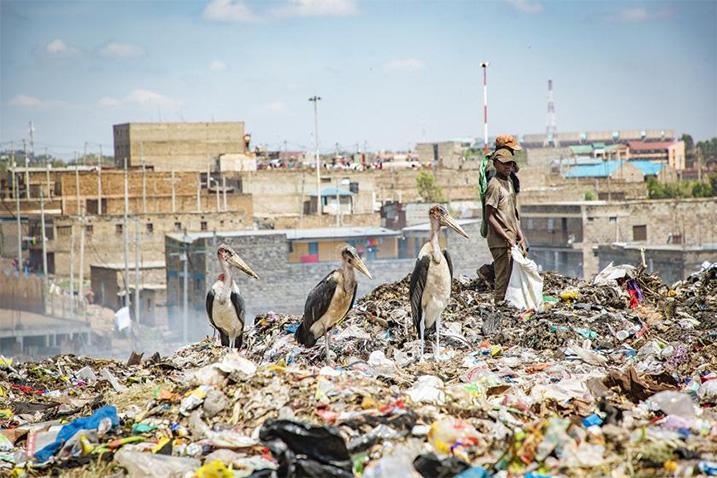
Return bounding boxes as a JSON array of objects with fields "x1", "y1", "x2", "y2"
[
  {"x1": 506, "y1": 238, "x2": 517, "y2": 249},
  {"x1": 519, "y1": 238, "x2": 528, "y2": 256}
]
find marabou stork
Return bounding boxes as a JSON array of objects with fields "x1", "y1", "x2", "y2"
[
  {"x1": 206, "y1": 244, "x2": 259, "y2": 349},
  {"x1": 295, "y1": 245, "x2": 372, "y2": 363},
  {"x1": 409, "y1": 205, "x2": 469, "y2": 359}
]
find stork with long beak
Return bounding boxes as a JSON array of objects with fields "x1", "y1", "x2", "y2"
[
  {"x1": 205, "y1": 244, "x2": 259, "y2": 350},
  {"x1": 295, "y1": 245, "x2": 372, "y2": 364},
  {"x1": 409, "y1": 205, "x2": 469, "y2": 359}
]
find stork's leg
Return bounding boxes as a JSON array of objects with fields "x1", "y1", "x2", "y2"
[
  {"x1": 419, "y1": 316, "x2": 425, "y2": 361},
  {"x1": 435, "y1": 312, "x2": 442, "y2": 360},
  {"x1": 324, "y1": 333, "x2": 332, "y2": 365}
]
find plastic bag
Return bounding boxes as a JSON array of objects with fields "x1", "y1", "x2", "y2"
[
  {"x1": 114, "y1": 449, "x2": 200, "y2": 478},
  {"x1": 647, "y1": 391, "x2": 696, "y2": 418},
  {"x1": 259, "y1": 419, "x2": 353, "y2": 478},
  {"x1": 505, "y1": 246, "x2": 544, "y2": 311},
  {"x1": 413, "y1": 452, "x2": 470, "y2": 478},
  {"x1": 593, "y1": 263, "x2": 635, "y2": 286}
]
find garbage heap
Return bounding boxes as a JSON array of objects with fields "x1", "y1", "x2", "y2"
[{"x1": 1, "y1": 264, "x2": 716, "y2": 477}]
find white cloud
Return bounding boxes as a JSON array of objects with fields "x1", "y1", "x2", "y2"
[
  {"x1": 97, "y1": 89, "x2": 182, "y2": 111},
  {"x1": 272, "y1": 0, "x2": 358, "y2": 18},
  {"x1": 611, "y1": 6, "x2": 672, "y2": 22},
  {"x1": 209, "y1": 60, "x2": 227, "y2": 72},
  {"x1": 98, "y1": 97, "x2": 122, "y2": 108},
  {"x1": 203, "y1": 0, "x2": 258, "y2": 22},
  {"x1": 263, "y1": 101, "x2": 288, "y2": 113},
  {"x1": 100, "y1": 42, "x2": 145, "y2": 58},
  {"x1": 9, "y1": 94, "x2": 68, "y2": 109},
  {"x1": 383, "y1": 58, "x2": 425, "y2": 73},
  {"x1": 45, "y1": 39, "x2": 79, "y2": 56},
  {"x1": 504, "y1": 0, "x2": 543, "y2": 14}
]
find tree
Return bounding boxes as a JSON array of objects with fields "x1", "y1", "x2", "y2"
[{"x1": 416, "y1": 171, "x2": 446, "y2": 203}]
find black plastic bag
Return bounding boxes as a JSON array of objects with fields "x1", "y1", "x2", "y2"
[
  {"x1": 413, "y1": 452, "x2": 470, "y2": 478},
  {"x1": 259, "y1": 419, "x2": 353, "y2": 478}
]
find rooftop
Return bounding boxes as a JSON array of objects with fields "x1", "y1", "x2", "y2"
[
  {"x1": 628, "y1": 140, "x2": 677, "y2": 151},
  {"x1": 599, "y1": 242, "x2": 717, "y2": 252},
  {"x1": 91, "y1": 260, "x2": 166, "y2": 270},
  {"x1": 564, "y1": 161, "x2": 624, "y2": 178},
  {"x1": 308, "y1": 187, "x2": 355, "y2": 197},
  {"x1": 168, "y1": 226, "x2": 400, "y2": 243},
  {"x1": 402, "y1": 219, "x2": 479, "y2": 233}
]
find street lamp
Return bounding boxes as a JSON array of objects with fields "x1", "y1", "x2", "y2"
[{"x1": 309, "y1": 96, "x2": 322, "y2": 215}]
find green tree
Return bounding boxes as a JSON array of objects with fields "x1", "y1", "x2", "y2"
[
  {"x1": 584, "y1": 191, "x2": 596, "y2": 201},
  {"x1": 416, "y1": 171, "x2": 446, "y2": 203}
]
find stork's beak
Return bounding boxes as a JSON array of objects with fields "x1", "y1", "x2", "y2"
[
  {"x1": 442, "y1": 214, "x2": 469, "y2": 239},
  {"x1": 352, "y1": 256, "x2": 373, "y2": 280},
  {"x1": 228, "y1": 253, "x2": 259, "y2": 279}
]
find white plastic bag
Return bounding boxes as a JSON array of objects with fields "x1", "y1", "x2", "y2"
[{"x1": 505, "y1": 246, "x2": 544, "y2": 312}]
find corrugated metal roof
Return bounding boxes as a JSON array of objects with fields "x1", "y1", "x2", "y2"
[
  {"x1": 628, "y1": 140, "x2": 675, "y2": 151},
  {"x1": 569, "y1": 145, "x2": 593, "y2": 155},
  {"x1": 402, "y1": 219, "x2": 479, "y2": 233},
  {"x1": 629, "y1": 160, "x2": 665, "y2": 176},
  {"x1": 564, "y1": 161, "x2": 624, "y2": 178},
  {"x1": 167, "y1": 226, "x2": 399, "y2": 243},
  {"x1": 91, "y1": 260, "x2": 166, "y2": 270}
]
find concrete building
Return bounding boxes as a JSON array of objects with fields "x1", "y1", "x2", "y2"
[
  {"x1": 627, "y1": 140, "x2": 686, "y2": 171},
  {"x1": 164, "y1": 221, "x2": 489, "y2": 341},
  {"x1": 596, "y1": 243, "x2": 717, "y2": 285},
  {"x1": 563, "y1": 160, "x2": 645, "y2": 183},
  {"x1": 415, "y1": 141, "x2": 478, "y2": 169},
  {"x1": 284, "y1": 226, "x2": 400, "y2": 263},
  {"x1": 90, "y1": 260, "x2": 166, "y2": 312},
  {"x1": 521, "y1": 198, "x2": 717, "y2": 279},
  {"x1": 113, "y1": 122, "x2": 248, "y2": 171}
]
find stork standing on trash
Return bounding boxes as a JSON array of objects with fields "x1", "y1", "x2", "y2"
[
  {"x1": 295, "y1": 245, "x2": 372, "y2": 363},
  {"x1": 409, "y1": 205, "x2": 469, "y2": 359},
  {"x1": 206, "y1": 244, "x2": 259, "y2": 349}
]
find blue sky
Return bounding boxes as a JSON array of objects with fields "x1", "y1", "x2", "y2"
[{"x1": 1, "y1": 0, "x2": 715, "y2": 158}]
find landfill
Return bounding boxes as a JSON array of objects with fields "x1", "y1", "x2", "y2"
[{"x1": 1, "y1": 262, "x2": 716, "y2": 477}]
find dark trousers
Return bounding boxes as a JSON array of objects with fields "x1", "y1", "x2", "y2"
[{"x1": 490, "y1": 247, "x2": 513, "y2": 303}]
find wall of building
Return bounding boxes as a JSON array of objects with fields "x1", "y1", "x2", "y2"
[
  {"x1": 114, "y1": 122, "x2": 247, "y2": 171},
  {"x1": 90, "y1": 265, "x2": 166, "y2": 310},
  {"x1": 259, "y1": 212, "x2": 380, "y2": 230}
]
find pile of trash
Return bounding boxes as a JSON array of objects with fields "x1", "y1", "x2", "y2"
[{"x1": 1, "y1": 263, "x2": 716, "y2": 477}]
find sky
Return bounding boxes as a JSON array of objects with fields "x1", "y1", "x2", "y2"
[{"x1": 1, "y1": 0, "x2": 716, "y2": 159}]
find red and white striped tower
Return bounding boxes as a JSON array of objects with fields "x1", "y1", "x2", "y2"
[{"x1": 480, "y1": 62, "x2": 489, "y2": 153}]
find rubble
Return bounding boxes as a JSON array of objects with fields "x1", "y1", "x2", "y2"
[{"x1": 0, "y1": 264, "x2": 716, "y2": 477}]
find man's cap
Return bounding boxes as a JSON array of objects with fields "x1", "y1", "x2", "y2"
[
  {"x1": 495, "y1": 135, "x2": 522, "y2": 151},
  {"x1": 491, "y1": 148, "x2": 519, "y2": 172}
]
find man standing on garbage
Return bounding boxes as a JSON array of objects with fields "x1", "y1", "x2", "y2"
[{"x1": 485, "y1": 135, "x2": 528, "y2": 303}]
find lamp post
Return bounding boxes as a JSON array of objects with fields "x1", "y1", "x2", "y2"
[{"x1": 309, "y1": 96, "x2": 322, "y2": 215}]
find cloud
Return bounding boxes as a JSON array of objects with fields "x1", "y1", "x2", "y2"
[
  {"x1": 504, "y1": 0, "x2": 543, "y2": 14},
  {"x1": 610, "y1": 6, "x2": 672, "y2": 22},
  {"x1": 97, "y1": 89, "x2": 182, "y2": 111},
  {"x1": 203, "y1": 0, "x2": 258, "y2": 22},
  {"x1": 383, "y1": 58, "x2": 426, "y2": 73},
  {"x1": 263, "y1": 101, "x2": 288, "y2": 113},
  {"x1": 100, "y1": 42, "x2": 145, "y2": 58},
  {"x1": 272, "y1": 0, "x2": 358, "y2": 18},
  {"x1": 209, "y1": 60, "x2": 227, "y2": 72},
  {"x1": 45, "y1": 38, "x2": 79, "y2": 56},
  {"x1": 9, "y1": 94, "x2": 67, "y2": 109}
]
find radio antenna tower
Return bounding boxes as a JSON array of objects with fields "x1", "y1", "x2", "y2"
[{"x1": 544, "y1": 79, "x2": 558, "y2": 147}]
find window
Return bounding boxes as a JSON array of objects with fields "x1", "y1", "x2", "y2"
[
  {"x1": 85, "y1": 225, "x2": 93, "y2": 236},
  {"x1": 547, "y1": 219, "x2": 555, "y2": 231},
  {"x1": 609, "y1": 217, "x2": 617, "y2": 224},
  {"x1": 288, "y1": 241, "x2": 294, "y2": 253},
  {"x1": 308, "y1": 242, "x2": 318, "y2": 255},
  {"x1": 56, "y1": 225, "x2": 71, "y2": 237},
  {"x1": 115, "y1": 224, "x2": 123, "y2": 235},
  {"x1": 146, "y1": 223, "x2": 154, "y2": 234},
  {"x1": 200, "y1": 221, "x2": 208, "y2": 231},
  {"x1": 174, "y1": 222, "x2": 182, "y2": 232},
  {"x1": 633, "y1": 225, "x2": 647, "y2": 241}
]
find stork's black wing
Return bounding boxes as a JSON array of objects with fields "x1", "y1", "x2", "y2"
[
  {"x1": 206, "y1": 290, "x2": 219, "y2": 331},
  {"x1": 295, "y1": 271, "x2": 338, "y2": 347},
  {"x1": 228, "y1": 291, "x2": 245, "y2": 349},
  {"x1": 443, "y1": 249, "x2": 453, "y2": 280},
  {"x1": 409, "y1": 256, "x2": 430, "y2": 336},
  {"x1": 349, "y1": 281, "x2": 358, "y2": 312}
]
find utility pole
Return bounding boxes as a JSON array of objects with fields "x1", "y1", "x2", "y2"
[
  {"x1": 196, "y1": 177, "x2": 201, "y2": 212},
  {"x1": 69, "y1": 224, "x2": 75, "y2": 316},
  {"x1": 23, "y1": 140, "x2": 30, "y2": 200},
  {"x1": 45, "y1": 149, "x2": 51, "y2": 199},
  {"x1": 336, "y1": 177, "x2": 340, "y2": 227},
  {"x1": 75, "y1": 157, "x2": 80, "y2": 214},
  {"x1": 222, "y1": 176, "x2": 228, "y2": 211},
  {"x1": 123, "y1": 157, "x2": 130, "y2": 307},
  {"x1": 134, "y1": 218, "x2": 141, "y2": 327},
  {"x1": 480, "y1": 62, "x2": 489, "y2": 154},
  {"x1": 78, "y1": 214, "x2": 85, "y2": 318},
  {"x1": 13, "y1": 144, "x2": 22, "y2": 277},
  {"x1": 171, "y1": 169, "x2": 176, "y2": 213},
  {"x1": 214, "y1": 178, "x2": 220, "y2": 212},
  {"x1": 97, "y1": 145, "x2": 103, "y2": 215},
  {"x1": 182, "y1": 230, "x2": 189, "y2": 344},
  {"x1": 309, "y1": 95, "x2": 322, "y2": 215},
  {"x1": 142, "y1": 144, "x2": 147, "y2": 214},
  {"x1": 40, "y1": 191, "x2": 48, "y2": 296}
]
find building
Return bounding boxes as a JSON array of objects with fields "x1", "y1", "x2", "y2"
[
  {"x1": 596, "y1": 243, "x2": 717, "y2": 285},
  {"x1": 113, "y1": 122, "x2": 248, "y2": 171},
  {"x1": 522, "y1": 129, "x2": 675, "y2": 148},
  {"x1": 400, "y1": 219, "x2": 480, "y2": 259},
  {"x1": 415, "y1": 141, "x2": 477, "y2": 169},
  {"x1": 563, "y1": 160, "x2": 645, "y2": 183},
  {"x1": 90, "y1": 260, "x2": 165, "y2": 311},
  {"x1": 627, "y1": 140, "x2": 686, "y2": 171},
  {"x1": 285, "y1": 226, "x2": 400, "y2": 263},
  {"x1": 521, "y1": 198, "x2": 717, "y2": 279}
]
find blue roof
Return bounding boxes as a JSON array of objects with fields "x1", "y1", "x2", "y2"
[
  {"x1": 629, "y1": 160, "x2": 665, "y2": 176},
  {"x1": 309, "y1": 187, "x2": 355, "y2": 197},
  {"x1": 564, "y1": 161, "x2": 622, "y2": 178}
]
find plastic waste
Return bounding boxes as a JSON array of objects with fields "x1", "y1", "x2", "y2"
[
  {"x1": 413, "y1": 452, "x2": 470, "y2": 478},
  {"x1": 593, "y1": 263, "x2": 636, "y2": 285},
  {"x1": 33, "y1": 405, "x2": 118, "y2": 462},
  {"x1": 114, "y1": 448, "x2": 200, "y2": 478},
  {"x1": 203, "y1": 389, "x2": 228, "y2": 417},
  {"x1": 453, "y1": 467, "x2": 490, "y2": 478},
  {"x1": 427, "y1": 418, "x2": 481, "y2": 461},
  {"x1": 259, "y1": 419, "x2": 353, "y2": 478},
  {"x1": 362, "y1": 445, "x2": 422, "y2": 478},
  {"x1": 407, "y1": 375, "x2": 445, "y2": 405},
  {"x1": 698, "y1": 461, "x2": 717, "y2": 476},
  {"x1": 582, "y1": 413, "x2": 603, "y2": 427},
  {"x1": 699, "y1": 380, "x2": 717, "y2": 404},
  {"x1": 505, "y1": 246, "x2": 544, "y2": 311},
  {"x1": 195, "y1": 460, "x2": 234, "y2": 478},
  {"x1": 647, "y1": 391, "x2": 696, "y2": 418}
]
